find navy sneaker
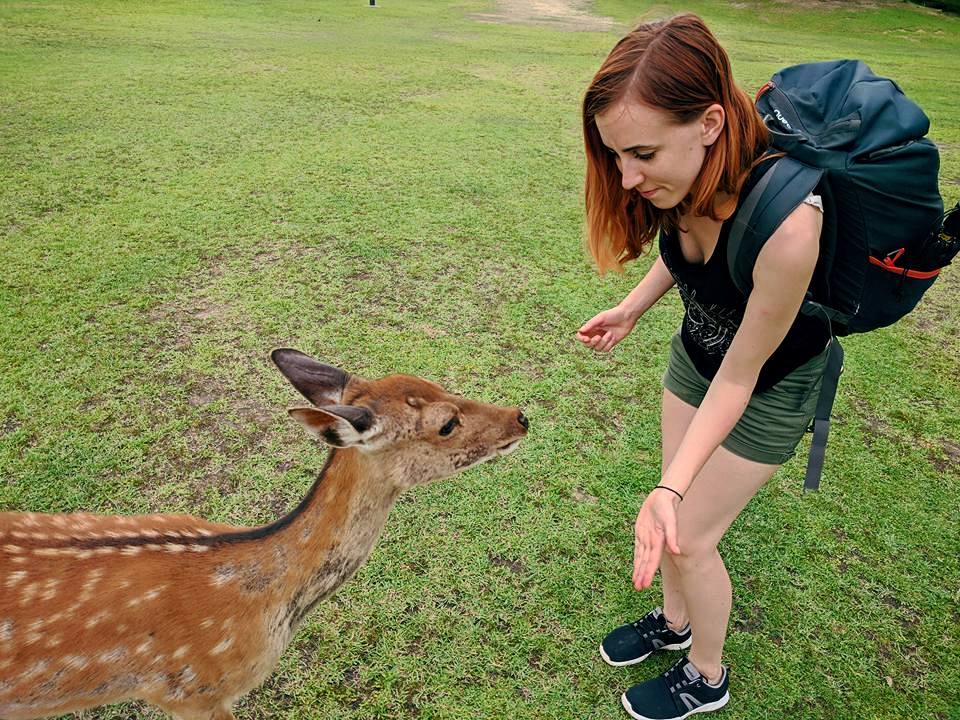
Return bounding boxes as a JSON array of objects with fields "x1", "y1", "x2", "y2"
[
  {"x1": 621, "y1": 656, "x2": 729, "y2": 720},
  {"x1": 600, "y1": 607, "x2": 692, "y2": 666}
]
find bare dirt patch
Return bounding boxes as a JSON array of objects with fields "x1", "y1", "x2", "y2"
[{"x1": 471, "y1": 0, "x2": 615, "y2": 32}]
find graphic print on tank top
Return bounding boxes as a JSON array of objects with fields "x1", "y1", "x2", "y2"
[{"x1": 674, "y1": 276, "x2": 743, "y2": 357}]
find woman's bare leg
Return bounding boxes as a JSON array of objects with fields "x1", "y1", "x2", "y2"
[{"x1": 659, "y1": 389, "x2": 780, "y2": 682}]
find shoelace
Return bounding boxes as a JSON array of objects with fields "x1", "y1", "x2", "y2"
[
  {"x1": 630, "y1": 612, "x2": 665, "y2": 640},
  {"x1": 662, "y1": 658, "x2": 696, "y2": 696}
]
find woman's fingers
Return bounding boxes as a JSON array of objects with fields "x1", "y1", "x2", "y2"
[
  {"x1": 633, "y1": 522, "x2": 659, "y2": 590},
  {"x1": 633, "y1": 532, "x2": 643, "y2": 587},
  {"x1": 577, "y1": 314, "x2": 607, "y2": 337},
  {"x1": 641, "y1": 533, "x2": 664, "y2": 589},
  {"x1": 663, "y1": 513, "x2": 681, "y2": 556}
]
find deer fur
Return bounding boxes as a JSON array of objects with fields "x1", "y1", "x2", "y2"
[{"x1": 0, "y1": 349, "x2": 528, "y2": 720}]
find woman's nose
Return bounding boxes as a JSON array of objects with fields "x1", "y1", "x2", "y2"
[{"x1": 620, "y1": 160, "x2": 643, "y2": 190}]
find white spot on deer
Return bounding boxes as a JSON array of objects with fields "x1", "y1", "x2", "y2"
[
  {"x1": 75, "y1": 550, "x2": 94, "y2": 560},
  {"x1": 164, "y1": 543, "x2": 187, "y2": 554},
  {"x1": 20, "y1": 659, "x2": 49, "y2": 679},
  {"x1": 120, "y1": 545, "x2": 142, "y2": 556},
  {"x1": 62, "y1": 654, "x2": 89, "y2": 671},
  {"x1": 81, "y1": 573, "x2": 102, "y2": 597},
  {"x1": 4, "y1": 570, "x2": 27, "y2": 588},
  {"x1": 41, "y1": 578, "x2": 61, "y2": 601},
  {"x1": 142, "y1": 529, "x2": 161, "y2": 539},
  {"x1": 211, "y1": 564, "x2": 238, "y2": 587},
  {"x1": 94, "y1": 546, "x2": 116, "y2": 556},
  {"x1": 98, "y1": 647, "x2": 127, "y2": 664},
  {"x1": 20, "y1": 513, "x2": 42, "y2": 528},
  {"x1": 3, "y1": 544, "x2": 25, "y2": 554},
  {"x1": 25, "y1": 631, "x2": 43, "y2": 645},
  {"x1": 33, "y1": 547, "x2": 65, "y2": 557},
  {"x1": 11, "y1": 556, "x2": 27, "y2": 564},
  {"x1": 146, "y1": 544, "x2": 163, "y2": 552},
  {"x1": 135, "y1": 638, "x2": 155, "y2": 655},
  {"x1": 200, "y1": 618, "x2": 214, "y2": 629},
  {"x1": 45, "y1": 634, "x2": 62, "y2": 648},
  {"x1": 196, "y1": 528, "x2": 213, "y2": 537},
  {"x1": 85, "y1": 610, "x2": 111, "y2": 629},
  {"x1": 210, "y1": 637, "x2": 234, "y2": 655},
  {"x1": 127, "y1": 585, "x2": 167, "y2": 606},
  {"x1": 19, "y1": 582, "x2": 39, "y2": 606},
  {"x1": 172, "y1": 644, "x2": 191, "y2": 659},
  {"x1": 0, "y1": 620, "x2": 13, "y2": 642},
  {"x1": 189, "y1": 544, "x2": 210, "y2": 553},
  {"x1": 221, "y1": 617, "x2": 234, "y2": 630}
]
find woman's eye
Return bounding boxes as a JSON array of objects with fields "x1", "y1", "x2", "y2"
[
  {"x1": 634, "y1": 152, "x2": 654, "y2": 161},
  {"x1": 439, "y1": 417, "x2": 460, "y2": 436}
]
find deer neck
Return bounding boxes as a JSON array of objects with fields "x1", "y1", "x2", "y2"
[{"x1": 265, "y1": 448, "x2": 402, "y2": 632}]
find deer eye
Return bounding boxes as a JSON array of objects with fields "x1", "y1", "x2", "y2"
[{"x1": 439, "y1": 417, "x2": 460, "y2": 436}]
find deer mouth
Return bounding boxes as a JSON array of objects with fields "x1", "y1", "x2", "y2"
[{"x1": 496, "y1": 438, "x2": 523, "y2": 456}]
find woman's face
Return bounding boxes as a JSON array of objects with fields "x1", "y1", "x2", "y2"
[{"x1": 594, "y1": 98, "x2": 724, "y2": 210}]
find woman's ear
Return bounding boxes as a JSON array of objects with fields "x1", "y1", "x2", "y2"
[{"x1": 701, "y1": 103, "x2": 725, "y2": 146}]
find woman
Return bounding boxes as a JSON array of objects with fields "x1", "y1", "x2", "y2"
[{"x1": 575, "y1": 14, "x2": 831, "y2": 720}]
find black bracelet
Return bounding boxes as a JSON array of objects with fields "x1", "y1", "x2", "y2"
[{"x1": 654, "y1": 485, "x2": 683, "y2": 501}]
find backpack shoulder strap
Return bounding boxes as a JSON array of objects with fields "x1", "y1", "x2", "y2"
[{"x1": 727, "y1": 156, "x2": 825, "y2": 296}]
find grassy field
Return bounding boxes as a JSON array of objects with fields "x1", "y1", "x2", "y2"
[{"x1": 1, "y1": 0, "x2": 958, "y2": 718}]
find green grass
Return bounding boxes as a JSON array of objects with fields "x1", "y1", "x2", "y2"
[{"x1": 1, "y1": 0, "x2": 958, "y2": 718}]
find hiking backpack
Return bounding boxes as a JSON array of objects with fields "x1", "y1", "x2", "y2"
[{"x1": 727, "y1": 60, "x2": 959, "y2": 491}]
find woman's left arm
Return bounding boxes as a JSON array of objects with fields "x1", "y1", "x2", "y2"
[{"x1": 633, "y1": 203, "x2": 822, "y2": 590}]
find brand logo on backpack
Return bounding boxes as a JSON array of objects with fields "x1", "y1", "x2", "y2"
[{"x1": 773, "y1": 108, "x2": 792, "y2": 131}]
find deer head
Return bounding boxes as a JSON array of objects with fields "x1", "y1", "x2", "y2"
[{"x1": 271, "y1": 349, "x2": 528, "y2": 489}]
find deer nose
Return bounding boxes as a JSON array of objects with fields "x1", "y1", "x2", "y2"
[{"x1": 516, "y1": 412, "x2": 529, "y2": 431}]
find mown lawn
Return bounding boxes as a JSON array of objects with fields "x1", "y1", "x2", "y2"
[{"x1": 1, "y1": 1, "x2": 957, "y2": 718}]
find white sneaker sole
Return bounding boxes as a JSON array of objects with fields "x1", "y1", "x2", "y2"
[
  {"x1": 598, "y1": 636, "x2": 693, "y2": 667},
  {"x1": 620, "y1": 690, "x2": 729, "y2": 720}
]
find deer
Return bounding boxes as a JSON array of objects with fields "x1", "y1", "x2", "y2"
[{"x1": 0, "y1": 349, "x2": 528, "y2": 720}]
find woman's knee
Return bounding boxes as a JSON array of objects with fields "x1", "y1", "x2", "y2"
[{"x1": 668, "y1": 538, "x2": 720, "y2": 574}]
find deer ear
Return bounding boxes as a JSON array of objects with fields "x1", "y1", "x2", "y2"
[
  {"x1": 288, "y1": 405, "x2": 375, "y2": 448},
  {"x1": 272, "y1": 349, "x2": 350, "y2": 407}
]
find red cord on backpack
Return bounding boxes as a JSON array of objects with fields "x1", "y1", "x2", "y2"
[{"x1": 868, "y1": 248, "x2": 941, "y2": 280}]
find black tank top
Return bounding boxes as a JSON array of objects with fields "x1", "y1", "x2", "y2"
[{"x1": 658, "y1": 157, "x2": 830, "y2": 394}]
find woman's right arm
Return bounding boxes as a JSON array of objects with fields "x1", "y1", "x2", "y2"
[{"x1": 576, "y1": 255, "x2": 675, "y2": 352}]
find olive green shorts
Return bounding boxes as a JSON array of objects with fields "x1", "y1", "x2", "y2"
[{"x1": 662, "y1": 332, "x2": 830, "y2": 465}]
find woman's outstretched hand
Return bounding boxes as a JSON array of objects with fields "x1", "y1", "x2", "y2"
[
  {"x1": 576, "y1": 305, "x2": 638, "y2": 352},
  {"x1": 633, "y1": 489, "x2": 682, "y2": 590}
]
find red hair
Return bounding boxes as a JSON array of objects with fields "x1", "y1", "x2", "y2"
[{"x1": 582, "y1": 13, "x2": 769, "y2": 273}]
